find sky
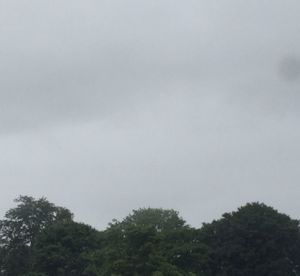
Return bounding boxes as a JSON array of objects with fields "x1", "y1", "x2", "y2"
[{"x1": 0, "y1": 0, "x2": 300, "y2": 229}]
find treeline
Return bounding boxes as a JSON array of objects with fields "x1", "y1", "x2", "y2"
[{"x1": 1, "y1": 196, "x2": 300, "y2": 275}]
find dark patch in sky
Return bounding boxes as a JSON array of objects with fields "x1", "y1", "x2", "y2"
[{"x1": 279, "y1": 56, "x2": 300, "y2": 81}]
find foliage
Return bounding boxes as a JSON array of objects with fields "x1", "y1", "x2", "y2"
[
  {"x1": 116, "y1": 208, "x2": 186, "y2": 232},
  {"x1": 33, "y1": 221, "x2": 100, "y2": 276},
  {"x1": 97, "y1": 208, "x2": 190, "y2": 275},
  {"x1": 1, "y1": 197, "x2": 300, "y2": 276},
  {"x1": 0, "y1": 196, "x2": 73, "y2": 275},
  {"x1": 200, "y1": 202, "x2": 300, "y2": 276}
]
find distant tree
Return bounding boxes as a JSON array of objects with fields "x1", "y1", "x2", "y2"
[
  {"x1": 32, "y1": 221, "x2": 100, "y2": 276},
  {"x1": 2, "y1": 196, "x2": 300, "y2": 276},
  {"x1": 0, "y1": 195, "x2": 73, "y2": 275},
  {"x1": 161, "y1": 227, "x2": 210, "y2": 275},
  {"x1": 200, "y1": 202, "x2": 300, "y2": 276},
  {"x1": 118, "y1": 208, "x2": 186, "y2": 232},
  {"x1": 98, "y1": 208, "x2": 201, "y2": 275}
]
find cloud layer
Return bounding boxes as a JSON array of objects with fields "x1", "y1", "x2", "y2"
[{"x1": 0, "y1": 0, "x2": 300, "y2": 228}]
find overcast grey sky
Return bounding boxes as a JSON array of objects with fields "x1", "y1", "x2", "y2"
[{"x1": 1, "y1": 0, "x2": 300, "y2": 229}]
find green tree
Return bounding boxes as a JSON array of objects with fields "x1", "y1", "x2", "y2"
[
  {"x1": 0, "y1": 195, "x2": 73, "y2": 275},
  {"x1": 119, "y1": 208, "x2": 186, "y2": 231},
  {"x1": 32, "y1": 221, "x2": 100, "y2": 276},
  {"x1": 99, "y1": 208, "x2": 194, "y2": 276},
  {"x1": 2, "y1": 196, "x2": 300, "y2": 276},
  {"x1": 161, "y1": 227, "x2": 210, "y2": 275},
  {"x1": 200, "y1": 202, "x2": 300, "y2": 276}
]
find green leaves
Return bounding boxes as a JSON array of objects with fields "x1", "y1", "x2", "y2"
[
  {"x1": 1, "y1": 198, "x2": 300, "y2": 276},
  {"x1": 33, "y1": 221, "x2": 100, "y2": 276},
  {"x1": 118, "y1": 208, "x2": 186, "y2": 232},
  {"x1": 98, "y1": 208, "x2": 202, "y2": 276},
  {"x1": 0, "y1": 196, "x2": 73, "y2": 275},
  {"x1": 1, "y1": 196, "x2": 73, "y2": 246},
  {"x1": 200, "y1": 203, "x2": 300, "y2": 275}
]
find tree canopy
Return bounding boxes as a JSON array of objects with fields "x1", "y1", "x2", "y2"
[
  {"x1": 199, "y1": 203, "x2": 300, "y2": 275},
  {"x1": 0, "y1": 196, "x2": 73, "y2": 275},
  {"x1": 1, "y1": 197, "x2": 300, "y2": 276}
]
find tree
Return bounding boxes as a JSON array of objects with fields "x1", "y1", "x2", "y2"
[
  {"x1": 200, "y1": 202, "x2": 300, "y2": 276},
  {"x1": 99, "y1": 208, "x2": 194, "y2": 275},
  {"x1": 118, "y1": 208, "x2": 186, "y2": 232},
  {"x1": 32, "y1": 221, "x2": 100, "y2": 276},
  {"x1": 2, "y1": 196, "x2": 300, "y2": 275},
  {"x1": 0, "y1": 195, "x2": 73, "y2": 275}
]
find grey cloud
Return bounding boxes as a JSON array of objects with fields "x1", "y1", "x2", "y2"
[
  {"x1": 0, "y1": 1, "x2": 300, "y2": 228},
  {"x1": 279, "y1": 56, "x2": 300, "y2": 81},
  {"x1": 0, "y1": 0, "x2": 299, "y2": 132}
]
